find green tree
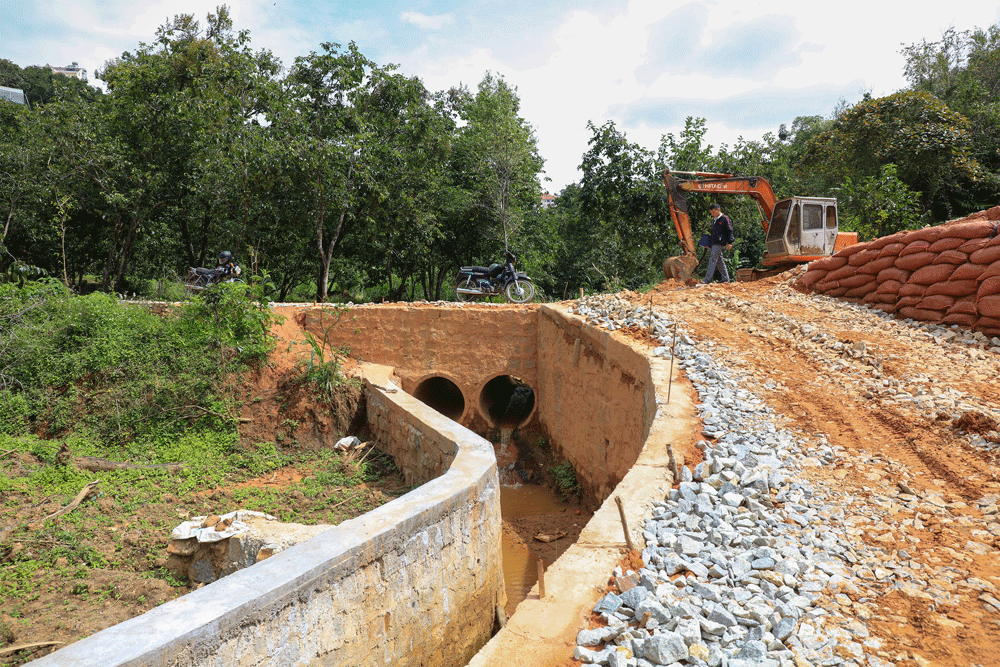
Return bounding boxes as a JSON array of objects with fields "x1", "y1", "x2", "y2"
[
  {"x1": 901, "y1": 24, "x2": 1000, "y2": 211},
  {"x1": 800, "y1": 91, "x2": 983, "y2": 220},
  {"x1": 577, "y1": 120, "x2": 672, "y2": 290},
  {"x1": 0, "y1": 59, "x2": 100, "y2": 107},
  {"x1": 835, "y1": 163, "x2": 925, "y2": 241},
  {"x1": 277, "y1": 41, "x2": 385, "y2": 302},
  {"x1": 448, "y1": 73, "x2": 544, "y2": 254},
  {"x1": 96, "y1": 6, "x2": 282, "y2": 289}
]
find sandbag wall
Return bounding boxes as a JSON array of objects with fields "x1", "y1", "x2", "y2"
[{"x1": 795, "y1": 210, "x2": 1000, "y2": 336}]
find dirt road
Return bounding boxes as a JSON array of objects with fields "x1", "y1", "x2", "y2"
[{"x1": 631, "y1": 276, "x2": 1000, "y2": 667}]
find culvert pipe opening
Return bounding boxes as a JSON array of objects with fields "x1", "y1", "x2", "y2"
[
  {"x1": 480, "y1": 376, "x2": 535, "y2": 429},
  {"x1": 412, "y1": 376, "x2": 465, "y2": 421}
]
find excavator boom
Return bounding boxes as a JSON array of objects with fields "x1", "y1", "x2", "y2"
[{"x1": 662, "y1": 170, "x2": 778, "y2": 282}]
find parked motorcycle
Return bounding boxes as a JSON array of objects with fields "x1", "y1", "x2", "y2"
[
  {"x1": 183, "y1": 266, "x2": 243, "y2": 295},
  {"x1": 455, "y1": 251, "x2": 535, "y2": 303}
]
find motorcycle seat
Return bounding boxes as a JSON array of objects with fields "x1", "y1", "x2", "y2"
[
  {"x1": 460, "y1": 266, "x2": 491, "y2": 273},
  {"x1": 192, "y1": 267, "x2": 215, "y2": 276}
]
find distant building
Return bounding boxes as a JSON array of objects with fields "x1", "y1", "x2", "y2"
[
  {"x1": 0, "y1": 86, "x2": 27, "y2": 105},
  {"x1": 541, "y1": 193, "x2": 555, "y2": 209},
  {"x1": 50, "y1": 61, "x2": 87, "y2": 82}
]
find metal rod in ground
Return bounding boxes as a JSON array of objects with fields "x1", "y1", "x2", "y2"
[
  {"x1": 667, "y1": 322, "x2": 678, "y2": 404},
  {"x1": 614, "y1": 496, "x2": 634, "y2": 551},
  {"x1": 537, "y1": 559, "x2": 546, "y2": 599}
]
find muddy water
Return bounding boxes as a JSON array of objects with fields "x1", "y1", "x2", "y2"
[{"x1": 499, "y1": 483, "x2": 577, "y2": 616}]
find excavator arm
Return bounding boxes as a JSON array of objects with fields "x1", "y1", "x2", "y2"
[{"x1": 662, "y1": 170, "x2": 779, "y2": 282}]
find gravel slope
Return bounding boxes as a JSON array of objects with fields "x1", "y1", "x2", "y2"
[{"x1": 571, "y1": 276, "x2": 1000, "y2": 667}]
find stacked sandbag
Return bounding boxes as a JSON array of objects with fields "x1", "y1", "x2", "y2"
[{"x1": 794, "y1": 206, "x2": 1000, "y2": 336}]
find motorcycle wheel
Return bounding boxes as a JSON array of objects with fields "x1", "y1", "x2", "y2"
[
  {"x1": 504, "y1": 279, "x2": 534, "y2": 304},
  {"x1": 455, "y1": 275, "x2": 482, "y2": 302},
  {"x1": 183, "y1": 274, "x2": 203, "y2": 298}
]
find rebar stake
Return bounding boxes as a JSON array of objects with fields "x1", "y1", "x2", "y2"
[
  {"x1": 537, "y1": 559, "x2": 546, "y2": 599},
  {"x1": 667, "y1": 323, "x2": 678, "y2": 404}
]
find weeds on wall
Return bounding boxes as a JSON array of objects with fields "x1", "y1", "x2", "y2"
[
  {"x1": 549, "y1": 460, "x2": 582, "y2": 501},
  {"x1": 0, "y1": 282, "x2": 410, "y2": 652},
  {"x1": 0, "y1": 279, "x2": 279, "y2": 447}
]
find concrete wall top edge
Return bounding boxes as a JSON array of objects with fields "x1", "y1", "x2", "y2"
[{"x1": 31, "y1": 383, "x2": 499, "y2": 667}]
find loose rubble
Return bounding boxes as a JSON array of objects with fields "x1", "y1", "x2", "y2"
[{"x1": 570, "y1": 293, "x2": 1000, "y2": 667}]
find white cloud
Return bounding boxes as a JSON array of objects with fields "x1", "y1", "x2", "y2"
[{"x1": 399, "y1": 11, "x2": 455, "y2": 31}]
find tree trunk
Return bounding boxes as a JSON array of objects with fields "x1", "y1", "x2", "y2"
[
  {"x1": 101, "y1": 214, "x2": 125, "y2": 290},
  {"x1": 112, "y1": 216, "x2": 141, "y2": 292}
]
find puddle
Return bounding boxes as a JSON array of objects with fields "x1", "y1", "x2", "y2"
[{"x1": 499, "y1": 482, "x2": 578, "y2": 616}]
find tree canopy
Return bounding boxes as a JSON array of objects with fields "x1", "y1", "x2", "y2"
[{"x1": 4, "y1": 9, "x2": 1000, "y2": 298}]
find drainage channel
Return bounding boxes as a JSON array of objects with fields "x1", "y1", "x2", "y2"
[
  {"x1": 490, "y1": 432, "x2": 591, "y2": 617},
  {"x1": 412, "y1": 373, "x2": 588, "y2": 615}
]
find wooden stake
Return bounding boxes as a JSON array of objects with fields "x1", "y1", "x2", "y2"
[
  {"x1": 537, "y1": 558, "x2": 546, "y2": 599},
  {"x1": 579, "y1": 287, "x2": 585, "y2": 300},
  {"x1": 614, "y1": 496, "x2": 634, "y2": 551},
  {"x1": 0, "y1": 641, "x2": 62, "y2": 657},
  {"x1": 667, "y1": 323, "x2": 678, "y2": 404}
]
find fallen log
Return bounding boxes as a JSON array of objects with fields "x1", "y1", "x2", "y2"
[
  {"x1": 0, "y1": 641, "x2": 63, "y2": 657},
  {"x1": 72, "y1": 457, "x2": 185, "y2": 474},
  {"x1": 42, "y1": 481, "x2": 100, "y2": 524}
]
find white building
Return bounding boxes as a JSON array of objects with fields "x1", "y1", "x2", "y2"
[
  {"x1": 50, "y1": 62, "x2": 87, "y2": 81},
  {"x1": 0, "y1": 86, "x2": 27, "y2": 105}
]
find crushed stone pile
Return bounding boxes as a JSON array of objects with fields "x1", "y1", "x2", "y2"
[
  {"x1": 569, "y1": 292, "x2": 1000, "y2": 667},
  {"x1": 795, "y1": 207, "x2": 1000, "y2": 335}
]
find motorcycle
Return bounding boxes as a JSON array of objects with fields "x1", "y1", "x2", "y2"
[
  {"x1": 455, "y1": 251, "x2": 535, "y2": 303},
  {"x1": 183, "y1": 265, "x2": 243, "y2": 295}
]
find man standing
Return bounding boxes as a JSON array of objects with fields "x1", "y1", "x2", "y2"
[{"x1": 702, "y1": 203, "x2": 734, "y2": 284}]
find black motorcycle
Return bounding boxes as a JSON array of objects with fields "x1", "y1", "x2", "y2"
[
  {"x1": 183, "y1": 266, "x2": 243, "y2": 295},
  {"x1": 455, "y1": 251, "x2": 535, "y2": 303}
]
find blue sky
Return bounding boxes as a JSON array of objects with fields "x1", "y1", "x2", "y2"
[{"x1": 3, "y1": 1, "x2": 1000, "y2": 192}]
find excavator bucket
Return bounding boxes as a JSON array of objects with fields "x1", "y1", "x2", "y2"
[{"x1": 663, "y1": 254, "x2": 698, "y2": 282}]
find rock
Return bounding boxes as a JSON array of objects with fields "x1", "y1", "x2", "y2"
[
  {"x1": 166, "y1": 538, "x2": 198, "y2": 556},
  {"x1": 594, "y1": 593, "x2": 623, "y2": 615},
  {"x1": 620, "y1": 585, "x2": 649, "y2": 610},
  {"x1": 639, "y1": 632, "x2": 689, "y2": 664},
  {"x1": 577, "y1": 627, "x2": 607, "y2": 647},
  {"x1": 773, "y1": 615, "x2": 796, "y2": 641}
]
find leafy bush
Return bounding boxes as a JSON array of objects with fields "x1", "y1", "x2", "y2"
[{"x1": 0, "y1": 280, "x2": 280, "y2": 447}]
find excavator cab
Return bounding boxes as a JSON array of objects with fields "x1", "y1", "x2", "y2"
[{"x1": 763, "y1": 197, "x2": 841, "y2": 266}]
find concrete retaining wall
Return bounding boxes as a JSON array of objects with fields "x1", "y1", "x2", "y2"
[
  {"x1": 535, "y1": 305, "x2": 656, "y2": 503},
  {"x1": 303, "y1": 303, "x2": 655, "y2": 505},
  {"x1": 32, "y1": 381, "x2": 504, "y2": 667},
  {"x1": 797, "y1": 209, "x2": 1000, "y2": 335},
  {"x1": 300, "y1": 304, "x2": 538, "y2": 433}
]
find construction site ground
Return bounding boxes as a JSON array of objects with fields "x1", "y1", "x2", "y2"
[{"x1": 619, "y1": 276, "x2": 1000, "y2": 667}]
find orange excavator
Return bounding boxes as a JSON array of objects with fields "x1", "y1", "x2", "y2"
[{"x1": 662, "y1": 170, "x2": 858, "y2": 282}]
